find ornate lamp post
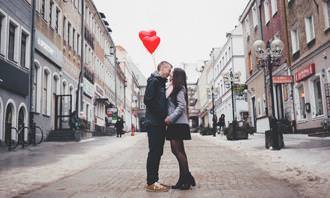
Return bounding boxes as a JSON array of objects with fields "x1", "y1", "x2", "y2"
[{"x1": 253, "y1": 38, "x2": 285, "y2": 150}]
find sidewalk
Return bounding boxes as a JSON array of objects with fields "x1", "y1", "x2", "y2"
[
  {"x1": 0, "y1": 133, "x2": 145, "y2": 198},
  {"x1": 200, "y1": 133, "x2": 330, "y2": 198}
]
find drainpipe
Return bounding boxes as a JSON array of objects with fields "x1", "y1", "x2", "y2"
[{"x1": 29, "y1": 0, "x2": 36, "y2": 128}]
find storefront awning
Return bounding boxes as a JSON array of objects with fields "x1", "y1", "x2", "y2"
[{"x1": 94, "y1": 98, "x2": 110, "y2": 105}]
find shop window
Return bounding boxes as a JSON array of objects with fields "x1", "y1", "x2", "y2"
[
  {"x1": 298, "y1": 85, "x2": 306, "y2": 119},
  {"x1": 313, "y1": 77, "x2": 324, "y2": 116}
]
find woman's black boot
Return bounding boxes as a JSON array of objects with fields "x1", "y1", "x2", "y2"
[{"x1": 171, "y1": 175, "x2": 183, "y2": 189}]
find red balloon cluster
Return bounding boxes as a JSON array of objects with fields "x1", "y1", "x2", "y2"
[{"x1": 139, "y1": 30, "x2": 160, "y2": 54}]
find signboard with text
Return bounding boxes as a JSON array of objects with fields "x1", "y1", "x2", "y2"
[
  {"x1": 273, "y1": 75, "x2": 293, "y2": 84},
  {"x1": 295, "y1": 63, "x2": 315, "y2": 82}
]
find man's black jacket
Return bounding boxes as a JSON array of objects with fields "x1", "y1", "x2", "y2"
[{"x1": 144, "y1": 72, "x2": 168, "y2": 126}]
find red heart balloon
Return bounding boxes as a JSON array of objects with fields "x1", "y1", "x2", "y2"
[
  {"x1": 142, "y1": 36, "x2": 160, "y2": 54},
  {"x1": 139, "y1": 30, "x2": 156, "y2": 41}
]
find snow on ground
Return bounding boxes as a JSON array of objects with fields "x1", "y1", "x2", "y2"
[
  {"x1": 199, "y1": 133, "x2": 330, "y2": 198},
  {"x1": 0, "y1": 133, "x2": 145, "y2": 197}
]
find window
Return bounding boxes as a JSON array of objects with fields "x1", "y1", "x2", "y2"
[
  {"x1": 0, "y1": 12, "x2": 6, "y2": 56},
  {"x1": 248, "y1": 51, "x2": 253, "y2": 75},
  {"x1": 63, "y1": 17, "x2": 67, "y2": 42},
  {"x1": 41, "y1": 0, "x2": 46, "y2": 19},
  {"x1": 68, "y1": 22, "x2": 71, "y2": 47},
  {"x1": 271, "y1": 0, "x2": 278, "y2": 16},
  {"x1": 323, "y1": 1, "x2": 330, "y2": 29},
  {"x1": 77, "y1": 34, "x2": 80, "y2": 55},
  {"x1": 305, "y1": 16, "x2": 315, "y2": 43},
  {"x1": 73, "y1": 28, "x2": 76, "y2": 51},
  {"x1": 313, "y1": 77, "x2": 324, "y2": 116},
  {"x1": 8, "y1": 22, "x2": 17, "y2": 62},
  {"x1": 298, "y1": 85, "x2": 306, "y2": 119},
  {"x1": 264, "y1": 0, "x2": 270, "y2": 24},
  {"x1": 43, "y1": 70, "x2": 49, "y2": 115},
  {"x1": 49, "y1": 1, "x2": 54, "y2": 27},
  {"x1": 33, "y1": 65, "x2": 39, "y2": 112},
  {"x1": 290, "y1": 29, "x2": 299, "y2": 54},
  {"x1": 20, "y1": 32, "x2": 28, "y2": 67},
  {"x1": 252, "y1": 4, "x2": 258, "y2": 28},
  {"x1": 55, "y1": 8, "x2": 60, "y2": 33}
]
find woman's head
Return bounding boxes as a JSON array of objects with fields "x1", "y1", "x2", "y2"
[{"x1": 171, "y1": 68, "x2": 187, "y2": 89}]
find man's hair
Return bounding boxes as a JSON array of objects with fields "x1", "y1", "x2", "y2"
[{"x1": 157, "y1": 61, "x2": 173, "y2": 71}]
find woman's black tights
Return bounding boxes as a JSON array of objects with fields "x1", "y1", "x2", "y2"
[{"x1": 170, "y1": 140, "x2": 189, "y2": 178}]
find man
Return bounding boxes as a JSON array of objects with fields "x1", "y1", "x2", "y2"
[{"x1": 144, "y1": 61, "x2": 172, "y2": 192}]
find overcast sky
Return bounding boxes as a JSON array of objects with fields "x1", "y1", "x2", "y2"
[{"x1": 93, "y1": 0, "x2": 249, "y2": 82}]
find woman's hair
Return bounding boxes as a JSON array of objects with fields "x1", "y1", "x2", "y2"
[{"x1": 170, "y1": 68, "x2": 188, "y2": 113}]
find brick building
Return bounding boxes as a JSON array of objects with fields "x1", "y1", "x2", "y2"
[{"x1": 287, "y1": 0, "x2": 330, "y2": 133}]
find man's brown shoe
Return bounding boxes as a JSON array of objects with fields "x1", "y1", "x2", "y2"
[{"x1": 145, "y1": 182, "x2": 169, "y2": 192}]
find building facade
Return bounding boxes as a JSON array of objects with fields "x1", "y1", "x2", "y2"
[
  {"x1": 0, "y1": 0, "x2": 32, "y2": 143},
  {"x1": 240, "y1": 0, "x2": 266, "y2": 131},
  {"x1": 287, "y1": 0, "x2": 330, "y2": 133},
  {"x1": 213, "y1": 25, "x2": 248, "y2": 124}
]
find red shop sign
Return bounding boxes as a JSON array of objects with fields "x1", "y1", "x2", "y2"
[
  {"x1": 273, "y1": 75, "x2": 293, "y2": 84},
  {"x1": 295, "y1": 63, "x2": 315, "y2": 82}
]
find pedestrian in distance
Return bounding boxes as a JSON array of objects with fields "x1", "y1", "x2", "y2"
[
  {"x1": 165, "y1": 67, "x2": 195, "y2": 190},
  {"x1": 144, "y1": 61, "x2": 172, "y2": 192},
  {"x1": 218, "y1": 114, "x2": 226, "y2": 134},
  {"x1": 115, "y1": 117, "x2": 124, "y2": 138}
]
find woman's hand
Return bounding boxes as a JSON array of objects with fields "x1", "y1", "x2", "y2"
[{"x1": 165, "y1": 116, "x2": 172, "y2": 125}]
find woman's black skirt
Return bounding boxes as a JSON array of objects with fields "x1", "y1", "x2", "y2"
[{"x1": 166, "y1": 124, "x2": 191, "y2": 140}]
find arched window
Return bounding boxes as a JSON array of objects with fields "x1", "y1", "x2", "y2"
[{"x1": 43, "y1": 69, "x2": 50, "y2": 115}]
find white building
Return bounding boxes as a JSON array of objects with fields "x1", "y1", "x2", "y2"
[{"x1": 213, "y1": 25, "x2": 248, "y2": 124}]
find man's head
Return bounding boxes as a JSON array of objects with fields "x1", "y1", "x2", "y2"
[{"x1": 157, "y1": 61, "x2": 172, "y2": 78}]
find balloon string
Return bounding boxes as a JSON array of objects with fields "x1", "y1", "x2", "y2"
[{"x1": 152, "y1": 54, "x2": 156, "y2": 70}]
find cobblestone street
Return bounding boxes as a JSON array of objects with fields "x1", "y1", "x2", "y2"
[{"x1": 7, "y1": 134, "x2": 300, "y2": 198}]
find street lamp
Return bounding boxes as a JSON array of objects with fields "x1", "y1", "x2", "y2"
[{"x1": 253, "y1": 38, "x2": 284, "y2": 150}]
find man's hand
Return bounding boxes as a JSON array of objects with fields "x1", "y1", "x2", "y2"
[{"x1": 165, "y1": 117, "x2": 172, "y2": 125}]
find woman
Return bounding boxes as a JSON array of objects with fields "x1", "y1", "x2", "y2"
[
  {"x1": 218, "y1": 114, "x2": 226, "y2": 134},
  {"x1": 165, "y1": 68, "x2": 196, "y2": 190}
]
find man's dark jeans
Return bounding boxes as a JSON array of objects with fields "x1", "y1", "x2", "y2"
[{"x1": 146, "y1": 125, "x2": 166, "y2": 185}]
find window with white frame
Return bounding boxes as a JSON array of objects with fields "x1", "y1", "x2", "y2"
[
  {"x1": 49, "y1": 0, "x2": 54, "y2": 28},
  {"x1": 323, "y1": 1, "x2": 330, "y2": 29},
  {"x1": 20, "y1": 30, "x2": 30, "y2": 68},
  {"x1": 305, "y1": 16, "x2": 315, "y2": 43},
  {"x1": 252, "y1": 4, "x2": 258, "y2": 28},
  {"x1": 63, "y1": 16, "x2": 67, "y2": 42},
  {"x1": 41, "y1": 0, "x2": 46, "y2": 19},
  {"x1": 32, "y1": 64, "x2": 39, "y2": 112},
  {"x1": 77, "y1": 34, "x2": 80, "y2": 55},
  {"x1": 290, "y1": 29, "x2": 299, "y2": 54},
  {"x1": 8, "y1": 20, "x2": 19, "y2": 62},
  {"x1": 43, "y1": 69, "x2": 50, "y2": 115},
  {"x1": 0, "y1": 11, "x2": 6, "y2": 56},
  {"x1": 73, "y1": 28, "x2": 76, "y2": 52},
  {"x1": 68, "y1": 22, "x2": 71, "y2": 47},
  {"x1": 297, "y1": 85, "x2": 306, "y2": 119},
  {"x1": 54, "y1": 7, "x2": 60, "y2": 34},
  {"x1": 312, "y1": 77, "x2": 324, "y2": 116},
  {"x1": 271, "y1": 0, "x2": 278, "y2": 16},
  {"x1": 264, "y1": 0, "x2": 270, "y2": 24}
]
